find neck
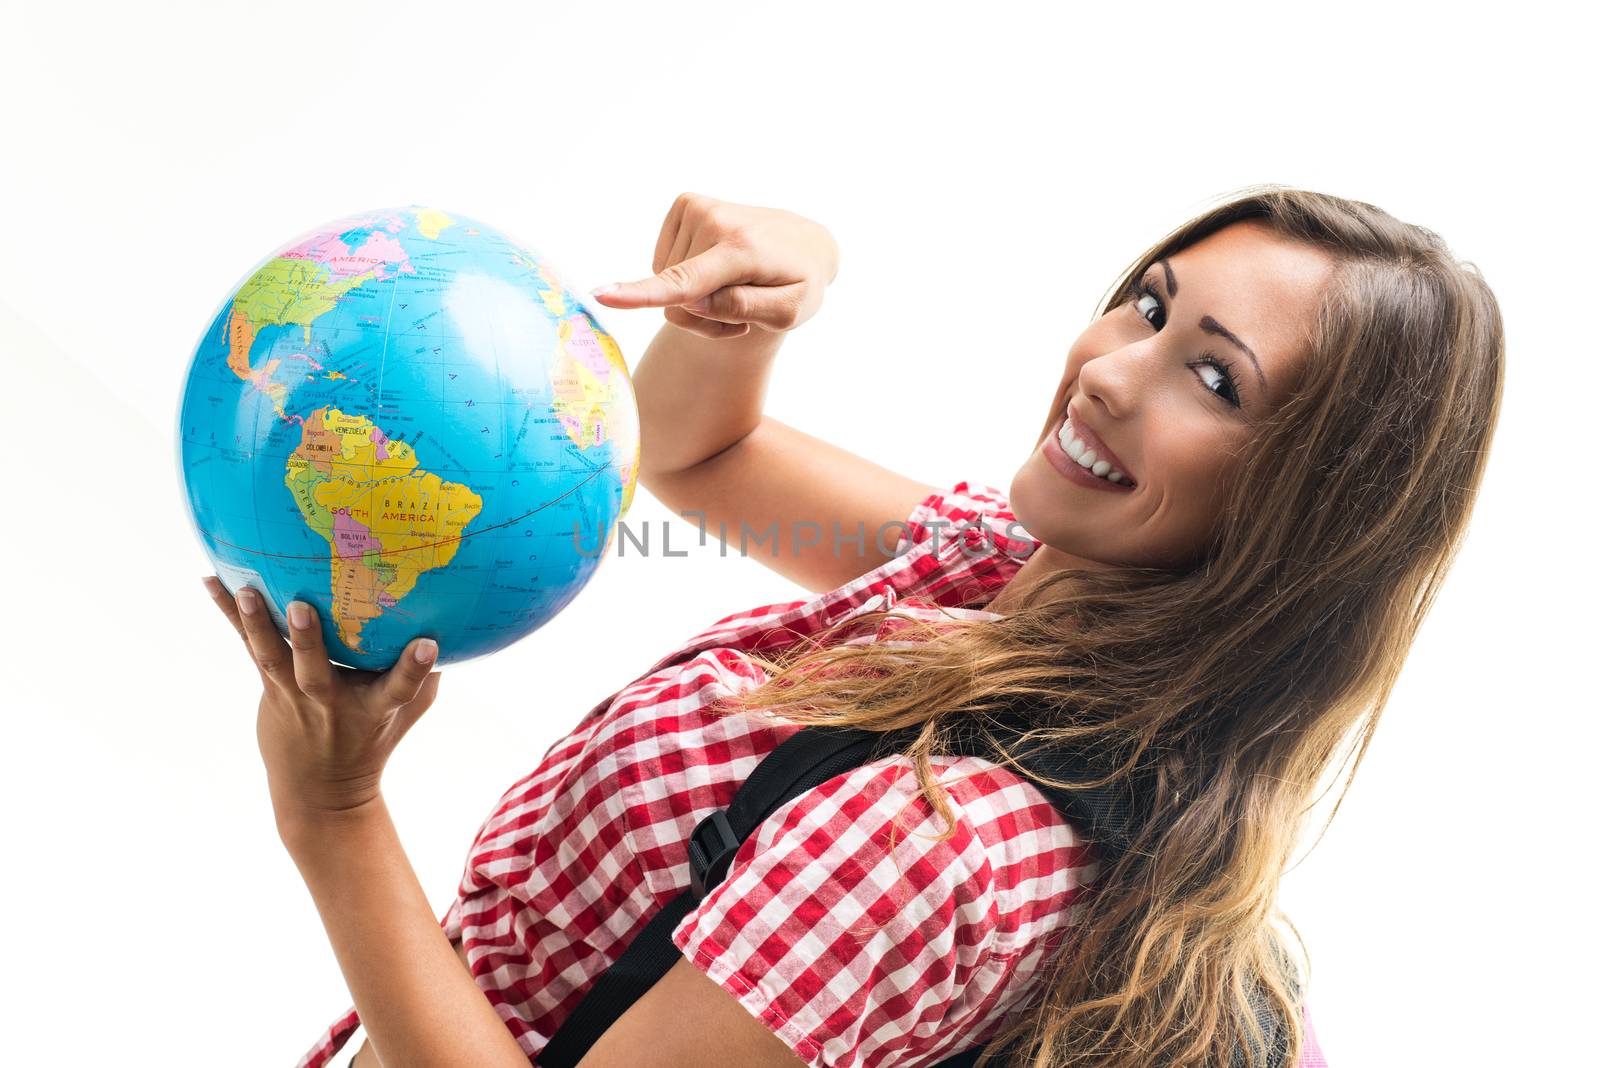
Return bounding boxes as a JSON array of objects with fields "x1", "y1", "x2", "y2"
[{"x1": 986, "y1": 542, "x2": 1106, "y2": 615}]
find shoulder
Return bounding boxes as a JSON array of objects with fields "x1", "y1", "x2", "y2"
[{"x1": 668, "y1": 751, "x2": 1092, "y2": 1067}]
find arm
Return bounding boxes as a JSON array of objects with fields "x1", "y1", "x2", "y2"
[
  {"x1": 632, "y1": 313, "x2": 933, "y2": 593},
  {"x1": 601, "y1": 194, "x2": 934, "y2": 593},
  {"x1": 200, "y1": 581, "x2": 522, "y2": 1068},
  {"x1": 295, "y1": 801, "x2": 808, "y2": 1068},
  {"x1": 575, "y1": 957, "x2": 808, "y2": 1068},
  {"x1": 632, "y1": 317, "x2": 786, "y2": 480},
  {"x1": 647, "y1": 415, "x2": 936, "y2": 593},
  {"x1": 608, "y1": 192, "x2": 830, "y2": 482},
  {"x1": 283, "y1": 801, "x2": 529, "y2": 1068}
]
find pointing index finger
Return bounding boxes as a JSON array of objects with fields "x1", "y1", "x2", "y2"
[{"x1": 590, "y1": 243, "x2": 749, "y2": 309}]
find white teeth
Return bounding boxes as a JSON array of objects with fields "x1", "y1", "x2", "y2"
[{"x1": 1057, "y1": 420, "x2": 1133, "y2": 486}]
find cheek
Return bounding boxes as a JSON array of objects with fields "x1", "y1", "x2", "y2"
[
  {"x1": 1162, "y1": 433, "x2": 1212, "y2": 481},
  {"x1": 1154, "y1": 427, "x2": 1243, "y2": 528},
  {"x1": 1041, "y1": 374, "x2": 1074, "y2": 437},
  {"x1": 1050, "y1": 331, "x2": 1104, "y2": 407}
]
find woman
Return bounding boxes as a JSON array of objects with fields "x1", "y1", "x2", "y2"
[{"x1": 208, "y1": 184, "x2": 1504, "y2": 1067}]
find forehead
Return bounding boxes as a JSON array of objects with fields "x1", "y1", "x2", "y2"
[{"x1": 1165, "y1": 221, "x2": 1335, "y2": 397}]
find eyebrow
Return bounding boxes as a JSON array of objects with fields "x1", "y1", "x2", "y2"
[{"x1": 1154, "y1": 258, "x2": 1267, "y2": 394}]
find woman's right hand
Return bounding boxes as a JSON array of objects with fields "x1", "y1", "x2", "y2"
[{"x1": 589, "y1": 192, "x2": 840, "y2": 340}]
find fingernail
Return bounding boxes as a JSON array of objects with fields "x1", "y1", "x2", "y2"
[
  {"x1": 201, "y1": 576, "x2": 222, "y2": 597},
  {"x1": 288, "y1": 602, "x2": 311, "y2": 630},
  {"x1": 590, "y1": 284, "x2": 618, "y2": 297},
  {"x1": 684, "y1": 296, "x2": 711, "y2": 312},
  {"x1": 238, "y1": 588, "x2": 258, "y2": 615},
  {"x1": 415, "y1": 639, "x2": 438, "y2": 664}
]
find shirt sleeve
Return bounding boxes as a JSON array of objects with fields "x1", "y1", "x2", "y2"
[
  {"x1": 889, "y1": 480, "x2": 1038, "y2": 611},
  {"x1": 668, "y1": 754, "x2": 1045, "y2": 1068}
]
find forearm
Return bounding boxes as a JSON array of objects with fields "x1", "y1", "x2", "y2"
[
  {"x1": 632, "y1": 320, "x2": 785, "y2": 478},
  {"x1": 282, "y1": 798, "x2": 527, "y2": 1068}
]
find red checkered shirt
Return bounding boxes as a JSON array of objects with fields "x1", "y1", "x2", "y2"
[{"x1": 294, "y1": 480, "x2": 1328, "y2": 1068}]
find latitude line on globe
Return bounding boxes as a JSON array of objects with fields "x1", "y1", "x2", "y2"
[{"x1": 197, "y1": 462, "x2": 613, "y2": 562}]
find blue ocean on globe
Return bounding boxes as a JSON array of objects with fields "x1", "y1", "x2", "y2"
[{"x1": 175, "y1": 205, "x2": 639, "y2": 671}]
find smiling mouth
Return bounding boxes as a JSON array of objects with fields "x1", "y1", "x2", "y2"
[{"x1": 1050, "y1": 411, "x2": 1137, "y2": 488}]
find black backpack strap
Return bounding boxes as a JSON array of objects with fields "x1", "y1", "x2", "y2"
[
  {"x1": 936, "y1": 714, "x2": 1143, "y2": 858},
  {"x1": 539, "y1": 725, "x2": 912, "y2": 1068}
]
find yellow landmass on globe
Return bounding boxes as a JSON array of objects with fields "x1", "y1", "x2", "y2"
[
  {"x1": 620, "y1": 428, "x2": 639, "y2": 518},
  {"x1": 587, "y1": 316, "x2": 639, "y2": 516},
  {"x1": 591, "y1": 312, "x2": 629, "y2": 375},
  {"x1": 414, "y1": 208, "x2": 455, "y2": 240},
  {"x1": 282, "y1": 406, "x2": 483, "y2": 653},
  {"x1": 533, "y1": 263, "x2": 568, "y2": 317},
  {"x1": 550, "y1": 358, "x2": 611, "y2": 449},
  {"x1": 547, "y1": 316, "x2": 640, "y2": 517}
]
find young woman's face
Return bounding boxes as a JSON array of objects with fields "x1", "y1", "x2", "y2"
[{"x1": 1010, "y1": 220, "x2": 1336, "y2": 571}]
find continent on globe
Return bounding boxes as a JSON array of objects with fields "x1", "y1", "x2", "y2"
[
  {"x1": 225, "y1": 227, "x2": 415, "y2": 420},
  {"x1": 552, "y1": 320, "x2": 633, "y2": 444},
  {"x1": 284, "y1": 406, "x2": 484, "y2": 653}
]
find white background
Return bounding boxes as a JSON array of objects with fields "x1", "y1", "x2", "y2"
[{"x1": 1, "y1": 2, "x2": 1591, "y2": 1065}]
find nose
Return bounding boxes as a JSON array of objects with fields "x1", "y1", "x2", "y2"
[{"x1": 1075, "y1": 344, "x2": 1144, "y2": 422}]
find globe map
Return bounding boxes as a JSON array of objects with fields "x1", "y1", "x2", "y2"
[{"x1": 176, "y1": 206, "x2": 639, "y2": 671}]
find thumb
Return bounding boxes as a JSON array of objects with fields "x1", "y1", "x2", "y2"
[{"x1": 591, "y1": 243, "x2": 748, "y2": 309}]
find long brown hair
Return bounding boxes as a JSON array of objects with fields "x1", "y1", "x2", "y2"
[{"x1": 717, "y1": 184, "x2": 1506, "y2": 1066}]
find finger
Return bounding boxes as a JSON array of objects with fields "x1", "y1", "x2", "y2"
[
  {"x1": 285, "y1": 600, "x2": 338, "y2": 703},
  {"x1": 591, "y1": 243, "x2": 750, "y2": 309},
  {"x1": 651, "y1": 193, "x2": 692, "y2": 275},
  {"x1": 204, "y1": 576, "x2": 272, "y2": 683},
  {"x1": 234, "y1": 585, "x2": 296, "y2": 693},
  {"x1": 682, "y1": 281, "x2": 807, "y2": 329},
  {"x1": 664, "y1": 215, "x2": 698, "y2": 282},
  {"x1": 204, "y1": 576, "x2": 250, "y2": 642},
  {"x1": 367, "y1": 636, "x2": 440, "y2": 714},
  {"x1": 663, "y1": 305, "x2": 751, "y2": 339},
  {"x1": 660, "y1": 225, "x2": 717, "y2": 327}
]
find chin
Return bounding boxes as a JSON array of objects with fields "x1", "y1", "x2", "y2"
[
  {"x1": 1007, "y1": 461, "x2": 1076, "y2": 550},
  {"x1": 1009, "y1": 458, "x2": 1157, "y2": 571}
]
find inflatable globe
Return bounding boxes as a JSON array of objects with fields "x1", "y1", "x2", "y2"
[{"x1": 176, "y1": 205, "x2": 639, "y2": 671}]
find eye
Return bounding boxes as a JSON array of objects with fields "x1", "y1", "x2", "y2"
[
  {"x1": 1127, "y1": 278, "x2": 1245, "y2": 410},
  {"x1": 1133, "y1": 287, "x2": 1163, "y2": 329}
]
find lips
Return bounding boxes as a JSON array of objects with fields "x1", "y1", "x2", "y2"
[{"x1": 1062, "y1": 403, "x2": 1136, "y2": 484}]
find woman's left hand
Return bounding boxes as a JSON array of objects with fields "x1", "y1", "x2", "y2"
[{"x1": 202, "y1": 576, "x2": 442, "y2": 836}]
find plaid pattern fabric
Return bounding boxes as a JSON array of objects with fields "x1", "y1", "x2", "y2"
[{"x1": 293, "y1": 480, "x2": 1328, "y2": 1067}]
